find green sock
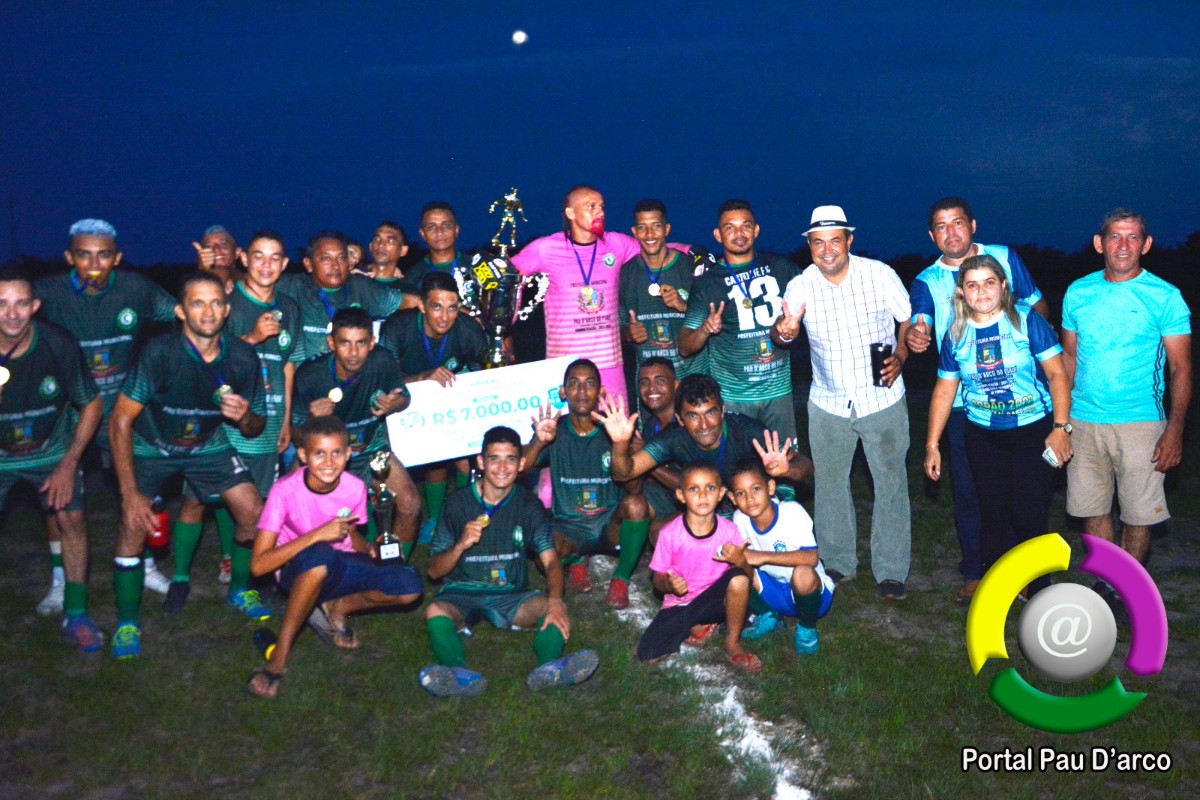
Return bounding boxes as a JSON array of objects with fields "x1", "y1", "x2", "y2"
[
  {"x1": 171, "y1": 521, "x2": 204, "y2": 582},
  {"x1": 613, "y1": 519, "x2": 651, "y2": 582},
  {"x1": 533, "y1": 616, "x2": 565, "y2": 665},
  {"x1": 64, "y1": 582, "x2": 88, "y2": 617},
  {"x1": 229, "y1": 540, "x2": 253, "y2": 593},
  {"x1": 366, "y1": 512, "x2": 379, "y2": 543},
  {"x1": 113, "y1": 558, "x2": 144, "y2": 624},
  {"x1": 50, "y1": 548, "x2": 64, "y2": 570},
  {"x1": 423, "y1": 480, "x2": 447, "y2": 523},
  {"x1": 749, "y1": 590, "x2": 772, "y2": 616},
  {"x1": 426, "y1": 616, "x2": 466, "y2": 667},
  {"x1": 454, "y1": 471, "x2": 470, "y2": 489},
  {"x1": 562, "y1": 553, "x2": 584, "y2": 568},
  {"x1": 214, "y1": 506, "x2": 235, "y2": 561},
  {"x1": 794, "y1": 589, "x2": 823, "y2": 629}
]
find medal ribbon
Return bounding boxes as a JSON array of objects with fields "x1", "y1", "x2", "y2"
[
  {"x1": 328, "y1": 357, "x2": 363, "y2": 396},
  {"x1": 317, "y1": 287, "x2": 339, "y2": 321},
  {"x1": 638, "y1": 257, "x2": 663, "y2": 292},
  {"x1": 419, "y1": 316, "x2": 450, "y2": 369},
  {"x1": 570, "y1": 240, "x2": 598, "y2": 288},
  {"x1": 70, "y1": 271, "x2": 108, "y2": 295},
  {"x1": 725, "y1": 259, "x2": 755, "y2": 306},
  {"x1": 182, "y1": 333, "x2": 228, "y2": 389}
]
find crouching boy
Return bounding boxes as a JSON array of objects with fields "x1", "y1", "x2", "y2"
[
  {"x1": 637, "y1": 461, "x2": 760, "y2": 672},
  {"x1": 245, "y1": 416, "x2": 423, "y2": 698}
]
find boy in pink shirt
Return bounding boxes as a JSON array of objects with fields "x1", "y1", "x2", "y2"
[
  {"x1": 637, "y1": 462, "x2": 759, "y2": 672},
  {"x1": 245, "y1": 416, "x2": 423, "y2": 698}
]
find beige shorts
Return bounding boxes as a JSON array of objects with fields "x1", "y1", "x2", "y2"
[{"x1": 1066, "y1": 419, "x2": 1169, "y2": 526}]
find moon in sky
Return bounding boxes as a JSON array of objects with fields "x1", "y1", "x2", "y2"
[{"x1": 512, "y1": 29, "x2": 527, "y2": 46}]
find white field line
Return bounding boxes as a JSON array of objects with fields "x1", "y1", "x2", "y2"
[{"x1": 595, "y1": 558, "x2": 814, "y2": 800}]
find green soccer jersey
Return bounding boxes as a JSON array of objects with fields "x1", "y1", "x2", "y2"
[
  {"x1": 618, "y1": 250, "x2": 707, "y2": 378},
  {"x1": 0, "y1": 322, "x2": 99, "y2": 470},
  {"x1": 404, "y1": 252, "x2": 469, "y2": 294},
  {"x1": 377, "y1": 310, "x2": 486, "y2": 377},
  {"x1": 641, "y1": 411, "x2": 767, "y2": 485},
  {"x1": 120, "y1": 331, "x2": 266, "y2": 457},
  {"x1": 277, "y1": 274, "x2": 411, "y2": 360},
  {"x1": 432, "y1": 483, "x2": 554, "y2": 593},
  {"x1": 35, "y1": 270, "x2": 177, "y2": 418},
  {"x1": 536, "y1": 417, "x2": 622, "y2": 524},
  {"x1": 292, "y1": 349, "x2": 408, "y2": 457},
  {"x1": 223, "y1": 283, "x2": 307, "y2": 455},
  {"x1": 682, "y1": 254, "x2": 799, "y2": 404}
]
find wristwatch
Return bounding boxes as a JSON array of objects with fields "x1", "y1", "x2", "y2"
[{"x1": 1053, "y1": 422, "x2": 1073, "y2": 433}]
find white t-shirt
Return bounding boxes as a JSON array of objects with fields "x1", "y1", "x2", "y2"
[{"x1": 733, "y1": 499, "x2": 833, "y2": 593}]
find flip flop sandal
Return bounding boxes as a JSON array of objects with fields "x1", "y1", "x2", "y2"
[
  {"x1": 245, "y1": 668, "x2": 284, "y2": 699},
  {"x1": 728, "y1": 652, "x2": 763, "y2": 673},
  {"x1": 684, "y1": 623, "x2": 719, "y2": 647}
]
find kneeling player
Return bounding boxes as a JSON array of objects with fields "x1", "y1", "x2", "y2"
[
  {"x1": 246, "y1": 416, "x2": 423, "y2": 698},
  {"x1": 637, "y1": 461, "x2": 759, "y2": 672},
  {"x1": 419, "y1": 426, "x2": 599, "y2": 697},
  {"x1": 724, "y1": 461, "x2": 834, "y2": 655}
]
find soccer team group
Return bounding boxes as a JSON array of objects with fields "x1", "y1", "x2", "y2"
[{"x1": 0, "y1": 186, "x2": 1188, "y2": 700}]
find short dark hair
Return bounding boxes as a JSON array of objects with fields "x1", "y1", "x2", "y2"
[
  {"x1": 563, "y1": 358, "x2": 600, "y2": 386},
  {"x1": 679, "y1": 459, "x2": 722, "y2": 486},
  {"x1": 306, "y1": 231, "x2": 346, "y2": 259},
  {"x1": 1099, "y1": 208, "x2": 1148, "y2": 238},
  {"x1": 481, "y1": 425, "x2": 522, "y2": 456},
  {"x1": 420, "y1": 270, "x2": 459, "y2": 298},
  {"x1": 0, "y1": 268, "x2": 36, "y2": 294},
  {"x1": 675, "y1": 374, "x2": 722, "y2": 414},
  {"x1": 928, "y1": 197, "x2": 974, "y2": 231},
  {"x1": 377, "y1": 220, "x2": 407, "y2": 242},
  {"x1": 247, "y1": 229, "x2": 286, "y2": 251},
  {"x1": 421, "y1": 201, "x2": 457, "y2": 222},
  {"x1": 633, "y1": 199, "x2": 668, "y2": 221},
  {"x1": 300, "y1": 415, "x2": 350, "y2": 448},
  {"x1": 717, "y1": 199, "x2": 754, "y2": 221},
  {"x1": 178, "y1": 270, "x2": 226, "y2": 302},
  {"x1": 330, "y1": 307, "x2": 373, "y2": 335},
  {"x1": 728, "y1": 458, "x2": 770, "y2": 487},
  {"x1": 639, "y1": 356, "x2": 676, "y2": 377}
]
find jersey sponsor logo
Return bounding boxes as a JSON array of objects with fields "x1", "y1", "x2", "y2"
[
  {"x1": 90, "y1": 348, "x2": 118, "y2": 377},
  {"x1": 603, "y1": 254, "x2": 616, "y2": 268},
  {"x1": 117, "y1": 307, "x2": 137, "y2": 331},
  {"x1": 278, "y1": 330, "x2": 292, "y2": 349},
  {"x1": 38, "y1": 376, "x2": 59, "y2": 399},
  {"x1": 601, "y1": 450, "x2": 611, "y2": 473},
  {"x1": 754, "y1": 339, "x2": 776, "y2": 363},
  {"x1": 577, "y1": 286, "x2": 604, "y2": 314},
  {"x1": 512, "y1": 525, "x2": 524, "y2": 547},
  {"x1": 445, "y1": 357, "x2": 459, "y2": 372},
  {"x1": 8, "y1": 421, "x2": 36, "y2": 452}
]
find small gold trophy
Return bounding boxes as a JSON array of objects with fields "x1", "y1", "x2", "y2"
[{"x1": 370, "y1": 451, "x2": 402, "y2": 564}]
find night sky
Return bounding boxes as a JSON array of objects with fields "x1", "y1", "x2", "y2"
[{"x1": 3, "y1": 2, "x2": 1197, "y2": 265}]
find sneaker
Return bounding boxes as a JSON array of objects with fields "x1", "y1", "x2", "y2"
[
  {"x1": 143, "y1": 565, "x2": 172, "y2": 595},
  {"x1": 605, "y1": 577, "x2": 629, "y2": 609},
  {"x1": 526, "y1": 650, "x2": 599, "y2": 691},
  {"x1": 741, "y1": 611, "x2": 779, "y2": 641},
  {"x1": 62, "y1": 614, "x2": 105, "y2": 653},
  {"x1": 566, "y1": 561, "x2": 593, "y2": 593},
  {"x1": 228, "y1": 589, "x2": 272, "y2": 621},
  {"x1": 878, "y1": 580, "x2": 907, "y2": 601},
  {"x1": 111, "y1": 623, "x2": 142, "y2": 660},
  {"x1": 419, "y1": 665, "x2": 488, "y2": 698},
  {"x1": 163, "y1": 580, "x2": 190, "y2": 614},
  {"x1": 36, "y1": 576, "x2": 65, "y2": 616},
  {"x1": 955, "y1": 580, "x2": 980, "y2": 607},
  {"x1": 825, "y1": 569, "x2": 851, "y2": 587},
  {"x1": 793, "y1": 625, "x2": 819, "y2": 655},
  {"x1": 217, "y1": 556, "x2": 232, "y2": 584},
  {"x1": 417, "y1": 519, "x2": 437, "y2": 545}
]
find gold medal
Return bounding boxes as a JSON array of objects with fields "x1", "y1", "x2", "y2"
[
  {"x1": 476, "y1": 514, "x2": 491, "y2": 528},
  {"x1": 328, "y1": 387, "x2": 344, "y2": 403},
  {"x1": 337, "y1": 508, "x2": 352, "y2": 519},
  {"x1": 0, "y1": 365, "x2": 9, "y2": 386},
  {"x1": 270, "y1": 309, "x2": 283, "y2": 322},
  {"x1": 647, "y1": 283, "x2": 661, "y2": 297},
  {"x1": 216, "y1": 384, "x2": 233, "y2": 398},
  {"x1": 742, "y1": 298, "x2": 753, "y2": 309}
]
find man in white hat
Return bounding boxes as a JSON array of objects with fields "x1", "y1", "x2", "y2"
[{"x1": 771, "y1": 206, "x2": 913, "y2": 601}]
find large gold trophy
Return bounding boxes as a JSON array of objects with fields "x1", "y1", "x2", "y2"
[{"x1": 454, "y1": 188, "x2": 548, "y2": 369}]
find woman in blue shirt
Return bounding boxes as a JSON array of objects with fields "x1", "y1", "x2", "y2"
[{"x1": 924, "y1": 255, "x2": 1073, "y2": 591}]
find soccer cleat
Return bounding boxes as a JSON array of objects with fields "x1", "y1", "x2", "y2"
[
  {"x1": 566, "y1": 561, "x2": 593, "y2": 593},
  {"x1": 526, "y1": 650, "x2": 600, "y2": 691},
  {"x1": 62, "y1": 614, "x2": 105, "y2": 653},
  {"x1": 143, "y1": 565, "x2": 172, "y2": 595},
  {"x1": 217, "y1": 556, "x2": 232, "y2": 584},
  {"x1": 741, "y1": 611, "x2": 779, "y2": 641},
  {"x1": 36, "y1": 576, "x2": 66, "y2": 616},
  {"x1": 111, "y1": 623, "x2": 142, "y2": 660},
  {"x1": 417, "y1": 519, "x2": 437, "y2": 545},
  {"x1": 605, "y1": 578, "x2": 629, "y2": 609},
  {"x1": 793, "y1": 625, "x2": 819, "y2": 655},
  {"x1": 163, "y1": 581, "x2": 190, "y2": 614},
  {"x1": 228, "y1": 589, "x2": 272, "y2": 621},
  {"x1": 419, "y1": 665, "x2": 488, "y2": 698}
]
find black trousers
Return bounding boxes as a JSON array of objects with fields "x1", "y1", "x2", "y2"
[{"x1": 637, "y1": 569, "x2": 739, "y2": 662}]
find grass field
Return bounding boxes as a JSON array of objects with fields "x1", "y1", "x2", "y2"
[{"x1": 1, "y1": 398, "x2": 1197, "y2": 799}]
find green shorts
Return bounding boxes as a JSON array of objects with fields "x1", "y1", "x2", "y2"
[
  {"x1": 434, "y1": 589, "x2": 543, "y2": 630},
  {"x1": 184, "y1": 451, "x2": 279, "y2": 501},
  {"x1": 0, "y1": 464, "x2": 85, "y2": 512},
  {"x1": 553, "y1": 506, "x2": 619, "y2": 555},
  {"x1": 136, "y1": 449, "x2": 253, "y2": 501},
  {"x1": 642, "y1": 478, "x2": 680, "y2": 520}
]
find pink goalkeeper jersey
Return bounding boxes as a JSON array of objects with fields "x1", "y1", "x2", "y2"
[
  {"x1": 259, "y1": 468, "x2": 368, "y2": 554},
  {"x1": 512, "y1": 232, "x2": 687, "y2": 369},
  {"x1": 648, "y1": 514, "x2": 744, "y2": 609}
]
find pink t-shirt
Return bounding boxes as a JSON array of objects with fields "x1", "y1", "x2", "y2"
[
  {"x1": 648, "y1": 514, "x2": 744, "y2": 609},
  {"x1": 512, "y1": 232, "x2": 688, "y2": 370},
  {"x1": 258, "y1": 468, "x2": 368, "y2": 555}
]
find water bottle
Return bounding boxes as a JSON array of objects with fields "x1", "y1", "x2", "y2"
[{"x1": 147, "y1": 497, "x2": 170, "y2": 548}]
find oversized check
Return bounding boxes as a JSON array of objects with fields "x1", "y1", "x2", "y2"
[{"x1": 386, "y1": 356, "x2": 572, "y2": 466}]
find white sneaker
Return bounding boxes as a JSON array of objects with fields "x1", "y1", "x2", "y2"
[
  {"x1": 37, "y1": 576, "x2": 65, "y2": 616},
  {"x1": 143, "y1": 565, "x2": 172, "y2": 595},
  {"x1": 217, "y1": 556, "x2": 232, "y2": 584}
]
